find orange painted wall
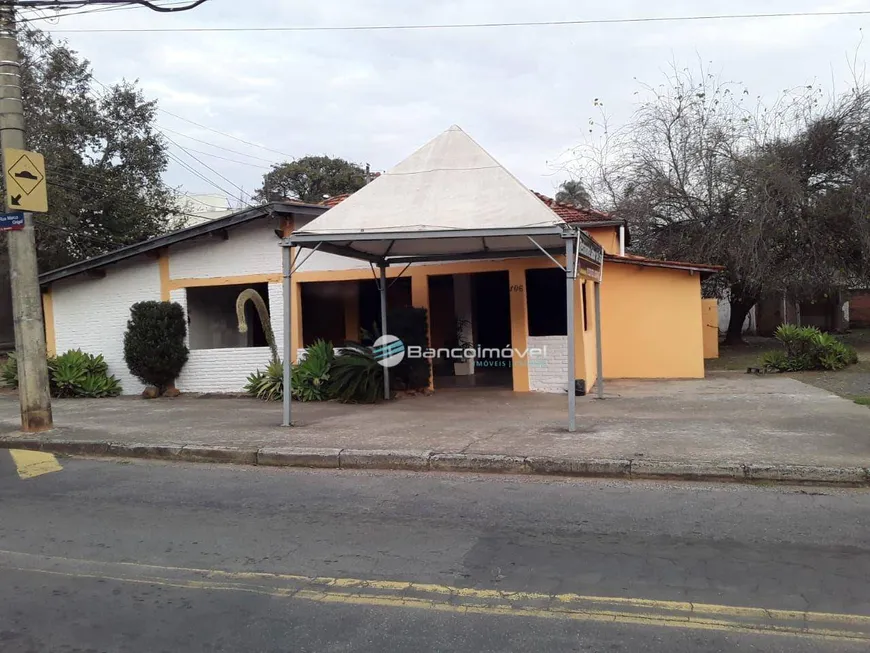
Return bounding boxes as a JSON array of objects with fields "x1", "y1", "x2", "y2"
[
  {"x1": 585, "y1": 227, "x2": 620, "y2": 255},
  {"x1": 600, "y1": 261, "x2": 705, "y2": 378},
  {"x1": 702, "y1": 298, "x2": 719, "y2": 359}
]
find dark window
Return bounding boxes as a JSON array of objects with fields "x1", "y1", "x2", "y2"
[
  {"x1": 525, "y1": 268, "x2": 567, "y2": 336},
  {"x1": 186, "y1": 283, "x2": 269, "y2": 350},
  {"x1": 301, "y1": 281, "x2": 349, "y2": 346},
  {"x1": 583, "y1": 282, "x2": 589, "y2": 331}
]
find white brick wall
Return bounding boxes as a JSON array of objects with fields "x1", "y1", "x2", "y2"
[
  {"x1": 52, "y1": 257, "x2": 161, "y2": 395},
  {"x1": 267, "y1": 282, "x2": 284, "y2": 348},
  {"x1": 527, "y1": 335, "x2": 569, "y2": 393},
  {"x1": 169, "y1": 288, "x2": 189, "y2": 347},
  {"x1": 169, "y1": 223, "x2": 282, "y2": 279},
  {"x1": 176, "y1": 347, "x2": 274, "y2": 393}
]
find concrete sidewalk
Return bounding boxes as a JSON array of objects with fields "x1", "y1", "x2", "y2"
[{"x1": 1, "y1": 374, "x2": 869, "y2": 484}]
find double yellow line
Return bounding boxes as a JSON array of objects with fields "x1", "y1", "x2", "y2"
[{"x1": 1, "y1": 549, "x2": 868, "y2": 642}]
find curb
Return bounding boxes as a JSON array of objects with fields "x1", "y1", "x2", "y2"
[{"x1": 1, "y1": 437, "x2": 868, "y2": 486}]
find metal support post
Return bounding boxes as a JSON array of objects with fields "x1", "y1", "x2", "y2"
[
  {"x1": 379, "y1": 263, "x2": 390, "y2": 400},
  {"x1": 565, "y1": 238, "x2": 576, "y2": 432},
  {"x1": 282, "y1": 245, "x2": 292, "y2": 426}
]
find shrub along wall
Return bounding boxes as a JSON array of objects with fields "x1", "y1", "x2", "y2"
[{"x1": 1, "y1": 349, "x2": 122, "y2": 398}]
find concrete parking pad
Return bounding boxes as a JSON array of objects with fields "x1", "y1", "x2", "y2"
[{"x1": 1, "y1": 373, "x2": 868, "y2": 469}]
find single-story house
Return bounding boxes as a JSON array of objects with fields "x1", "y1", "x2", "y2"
[{"x1": 38, "y1": 126, "x2": 721, "y2": 396}]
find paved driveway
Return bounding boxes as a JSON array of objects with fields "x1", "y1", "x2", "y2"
[{"x1": 1, "y1": 373, "x2": 869, "y2": 467}]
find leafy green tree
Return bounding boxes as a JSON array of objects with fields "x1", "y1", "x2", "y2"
[
  {"x1": 19, "y1": 28, "x2": 179, "y2": 271},
  {"x1": 555, "y1": 179, "x2": 592, "y2": 208},
  {"x1": 255, "y1": 155, "x2": 367, "y2": 203}
]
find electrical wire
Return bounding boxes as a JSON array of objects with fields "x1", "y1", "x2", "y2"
[
  {"x1": 48, "y1": 173, "x2": 209, "y2": 222},
  {"x1": 18, "y1": 1, "x2": 194, "y2": 23},
  {"x1": 157, "y1": 108, "x2": 294, "y2": 159},
  {"x1": 86, "y1": 79, "x2": 257, "y2": 205},
  {"x1": 38, "y1": 9, "x2": 870, "y2": 33},
  {"x1": 157, "y1": 127, "x2": 278, "y2": 164},
  {"x1": 166, "y1": 149, "x2": 248, "y2": 207},
  {"x1": 166, "y1": 144, "x2": 271, "y2": 169},
  {"x1": 15, "y1": 0, "x2": 209, "y2": 13},
  {"x1": 161, "y1": 133, "x2": 252, "y2": 205},
  {"x1": 88, "y1": 77, "x2": 286, "y2": 164}
]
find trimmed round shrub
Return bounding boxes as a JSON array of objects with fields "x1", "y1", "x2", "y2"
[{"x1": 123, "y1": 301, "x2": 189, "y2": 392}]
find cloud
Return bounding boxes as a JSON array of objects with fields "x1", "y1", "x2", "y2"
[{"x1": 30, "y1": 0, "x2": 870, "y2": 202}]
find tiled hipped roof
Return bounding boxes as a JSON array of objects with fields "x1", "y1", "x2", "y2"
[{"x1": 531, "y1": 192, "x2": 615, "y2": 224}]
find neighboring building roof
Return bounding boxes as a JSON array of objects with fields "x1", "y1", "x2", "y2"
[
  {"x1": 531, "y1": 191, "x2": 616, "y2": 224},
  {"x1": 605, "y1": 253, "x2": 723, "y2": 276},
  {"x1": 39, "y1": 200, "x2": 327, "y2": 286},
  {"x1": 321, "y1": 193, "x2": 352, "y2": 208},
  {"x1": 297, "y1": 125, "x2": 568, "y2": 235}
]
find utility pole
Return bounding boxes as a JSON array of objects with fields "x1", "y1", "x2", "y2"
[{"x1": 0, "y1": 2, "x2": 52, "y2": 431}]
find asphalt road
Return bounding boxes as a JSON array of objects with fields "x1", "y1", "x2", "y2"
[{"x1": 1, "y1": 452, "x2": 869, "y2": 652}]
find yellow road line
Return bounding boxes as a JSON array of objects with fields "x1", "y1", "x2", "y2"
[
  {"x1": 8, "y1": 449, "x2": 62, "y2": 479},
  {"x1": 0, "y1": 549, "x2": 867, "y2": 642}
]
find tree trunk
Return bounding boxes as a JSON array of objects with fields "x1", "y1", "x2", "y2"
[{"x1": 724, "y1": 297, "x2": 756, "y2": 345}]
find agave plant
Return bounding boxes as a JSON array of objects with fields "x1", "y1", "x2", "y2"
[
  {"x1": 328, "y1": 345, "x2": 384, "y2": 404},
  {"x1": 0, "y1": 353, "x2": 17, "y2": 388},
  {"x1": 293, "y1": 339, "x2": 334, "y2": 402},
  {"x1": 245, "y1": 359, "x2": 284, "y2": 401}
]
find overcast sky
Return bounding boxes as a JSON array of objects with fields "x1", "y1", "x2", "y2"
[{"x1": 23, "y1": 0, "x2": 870, "y2": 207}]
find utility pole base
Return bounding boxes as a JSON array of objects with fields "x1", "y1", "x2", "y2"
[{"x1": 21, "y1": 407, "x2": 53, "y2": 432}]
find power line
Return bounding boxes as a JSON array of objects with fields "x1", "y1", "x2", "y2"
[
  {"x1": 167, "y1": 143, "x2": 271, "y2": 169},
  {"x1": 16, "y1": 1, "x2": 209, "y2": 13},
  {"x1": 18, "y1": 1, "x2": 194, "y2": 23},
  {"x1": 90, "y1": 77, "x2": 286, "y2": 163},
  {"x1": 158, "y1": 108, "x2": 294, "y2": 159},
  {"x1": 39, "y1": 9, "x2": 870, "y2": 33},
  {"x1": 48, "y1": 172, "x2": 204, "y2": 219},
  {"x1": 161, "y1": 132, "x2": 252, "y2": 205},
  {"x1": 166, "y1": 149, "x2": 247, "y2": 206},
  {"x1": 157, "y1": 126, "x2": 278, "y2": 164},
  {"x1": 86, "y1": 79, "x2": 255, "y2": 206}
]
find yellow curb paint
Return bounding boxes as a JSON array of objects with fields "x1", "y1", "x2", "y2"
[
  {"x1": 8, "y1": 450, "x2": 62, "y2": 480},
  {"x1": 0, "y1": 550, "x2": 868, "y2": 642}
]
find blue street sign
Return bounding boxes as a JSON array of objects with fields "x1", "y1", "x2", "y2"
[{"x1": 0, "y1": 211, "x2": 24, "y2": 231}]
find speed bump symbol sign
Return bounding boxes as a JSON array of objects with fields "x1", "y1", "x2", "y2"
[{"x1": 3, "y1": 148, "x2": 48, "y2": 213}]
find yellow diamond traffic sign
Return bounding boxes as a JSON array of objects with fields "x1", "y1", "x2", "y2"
[{"x1": 3, "y1": 148, "x2": 48, "y2": 213}]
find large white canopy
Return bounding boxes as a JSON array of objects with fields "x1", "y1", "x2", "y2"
[
  {"x1": 280, "y1": 125, "x2": 605, "y2": 431},
  {"x1": 286, "y1": 125, "x2": 603, "y2": 264}
]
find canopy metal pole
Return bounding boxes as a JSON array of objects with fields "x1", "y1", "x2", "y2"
[
  {"x1": 379, "y1": 263, "x2": 390, "y2": 400},
  {"x1": 565, "y1": 238, "x2": 576, "y2": 432},
  {"x1": 282, "y1": 245, "x2": 293, "y2": 427},
  {"x1": 594, "y1": 280, "x2": 604, "y2": 399}
]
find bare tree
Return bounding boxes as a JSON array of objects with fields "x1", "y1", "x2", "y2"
[{"x1": 572, "y1": 63, "x2": 870, "y2": 343}]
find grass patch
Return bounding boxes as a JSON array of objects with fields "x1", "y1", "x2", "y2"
[{"x1": 854, "y1": 397, "x2": 870, "y2": 406}]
